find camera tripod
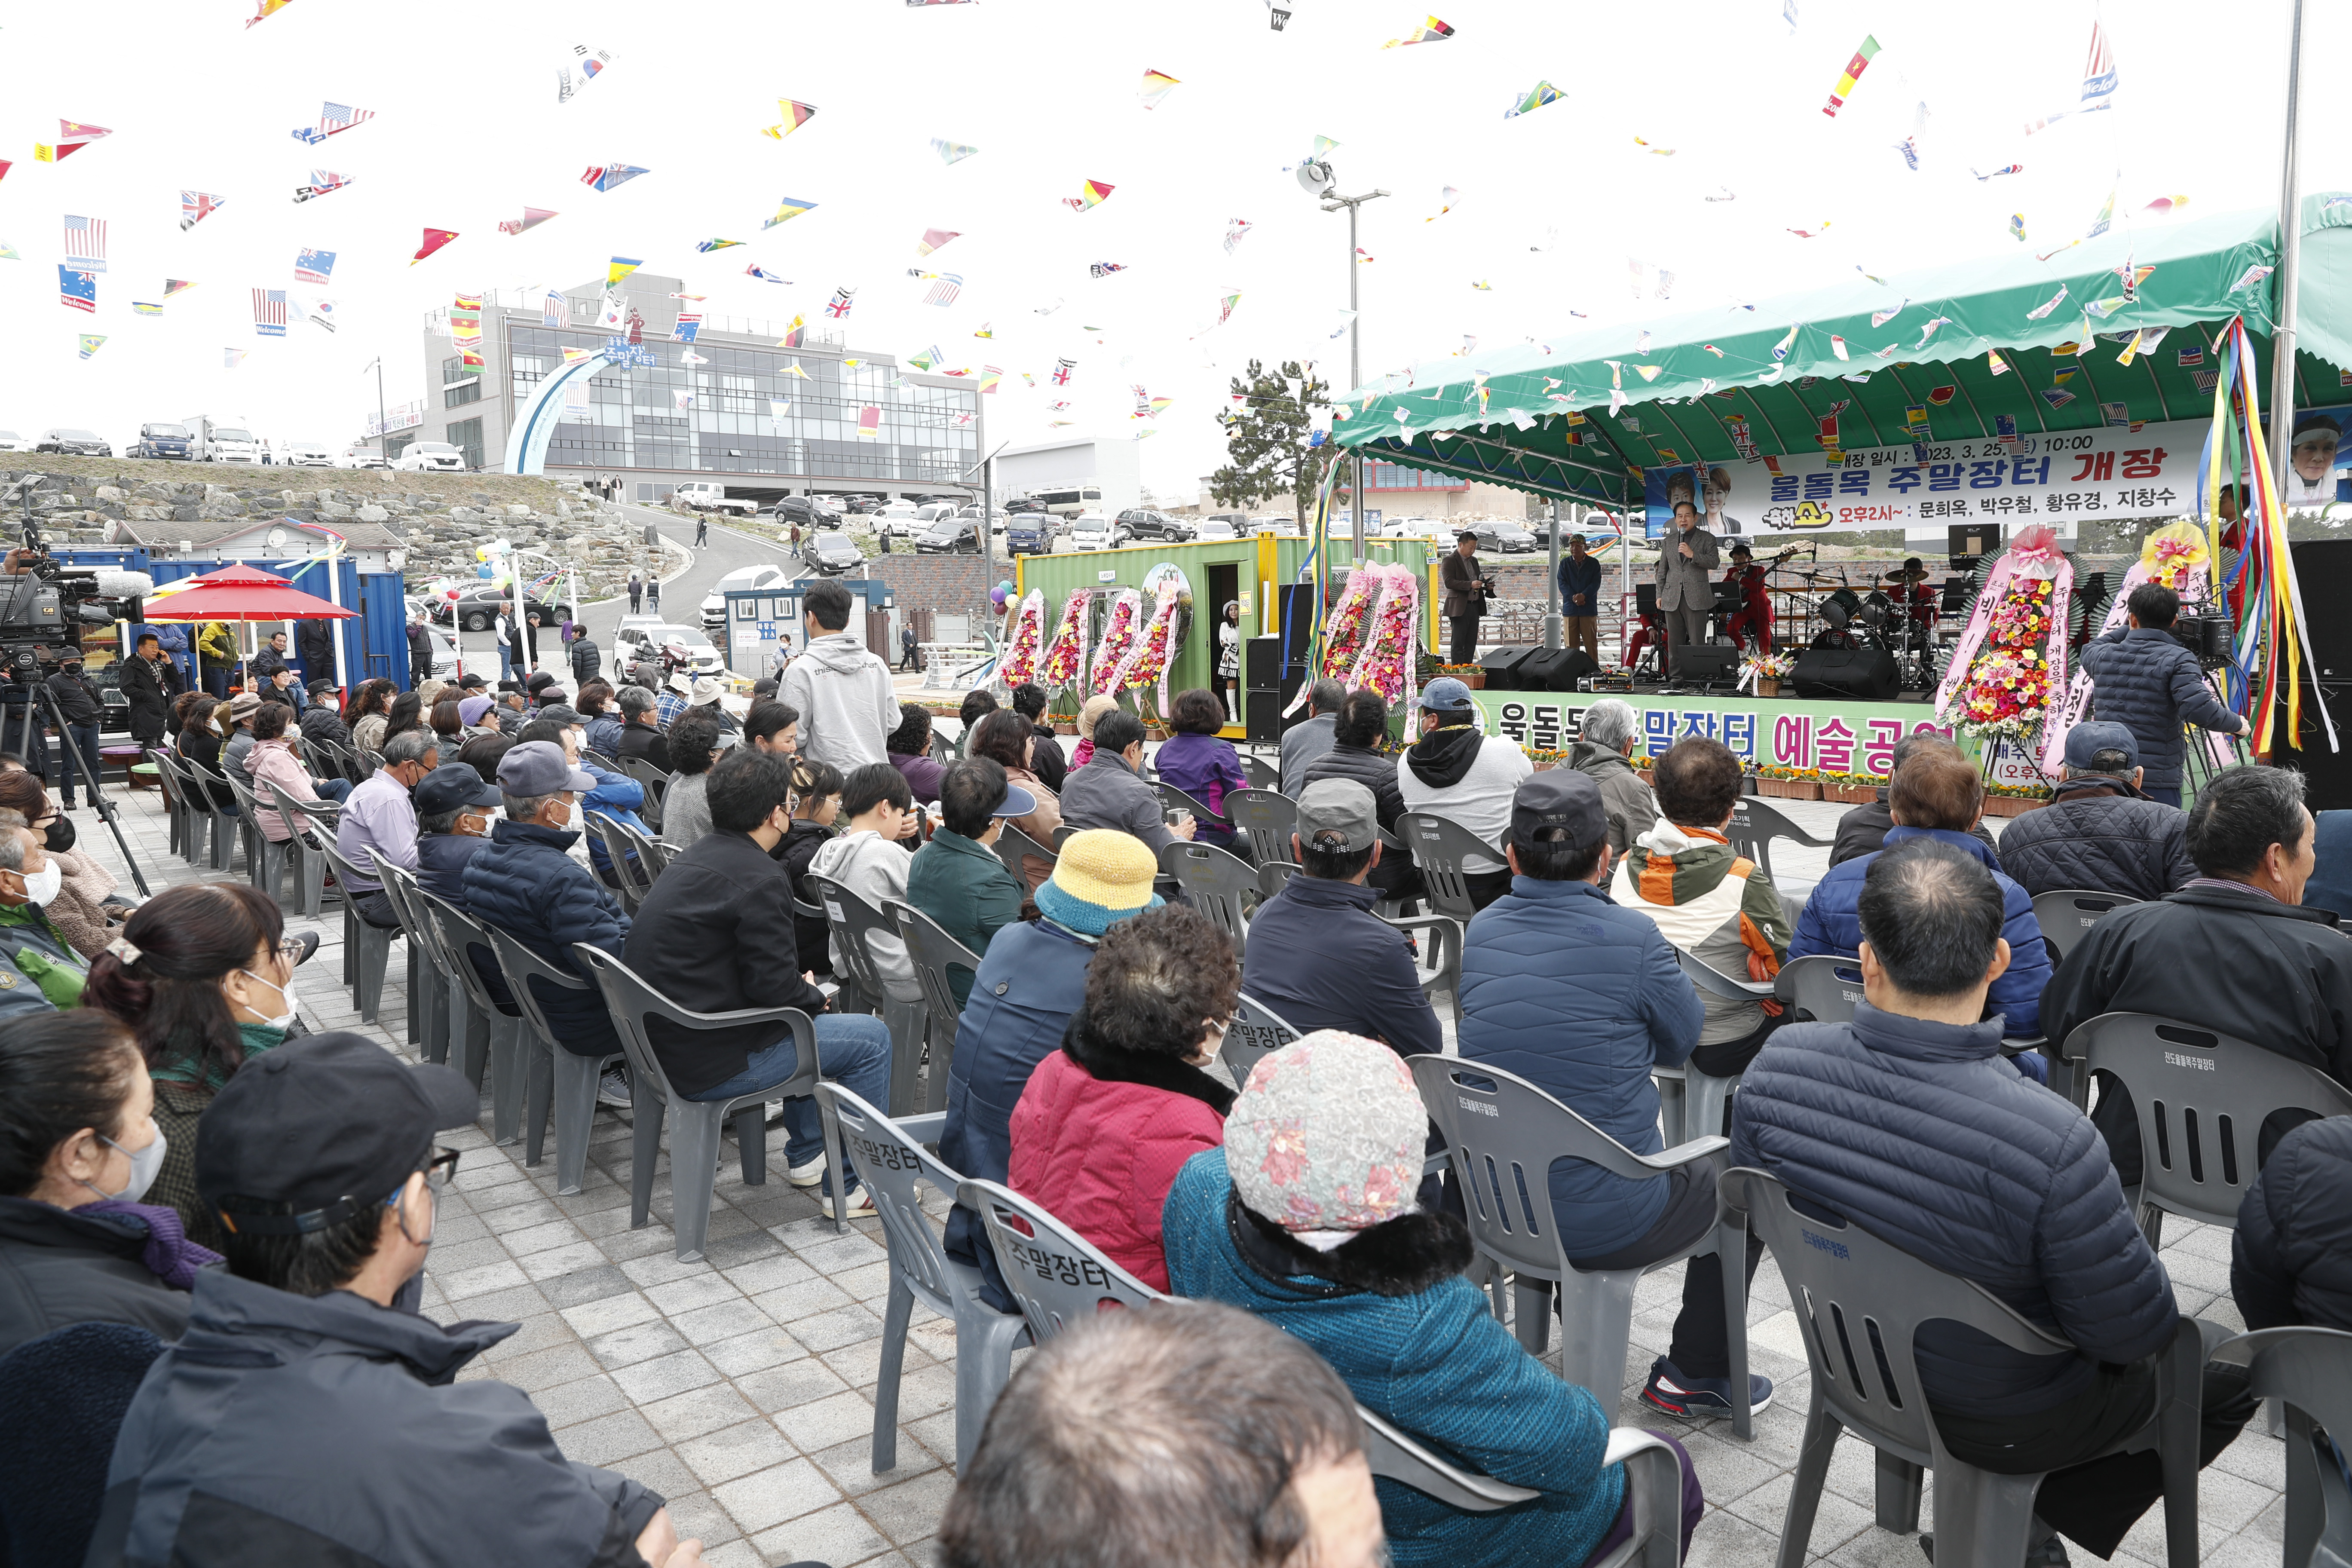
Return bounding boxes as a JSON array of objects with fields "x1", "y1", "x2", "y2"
[{"x1": 0, "y1": 677, "x2": 151, "y2": 897}]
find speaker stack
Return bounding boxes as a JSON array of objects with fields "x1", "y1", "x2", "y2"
[
  {"x1": 2273, "y1": 540, "x2": 2352, "y2": 809},
  {"x1": 1245, "y1": 594, "x2": 1321, "y2": 744},
  {"x1": 1516, "y1": 648, "x2": 1602, "y2": 691},
  {"x1": 1476, "y1": 645, "x2": 1542, "y2": 690},
  {"x1": 1791, "y1": 644, "x2": 1900, "y2": 700}
]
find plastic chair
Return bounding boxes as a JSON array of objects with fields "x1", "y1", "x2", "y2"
[
  {"x1": 1774, "y1": 952, "x2": 1865, "y2": 1025},
  {"x1": 618, "y1": 820, "x2": 672, "y2": 878},
  {"x1": 0, "y1": 1321, "x2": 165, "y2": 1568},
  {"x1": 960, "y1": 1176, "x2": 1169, "y2": 1337},
  {"x1": 2061, "y1": 1011, "x2": 2352, "y2": 1245},
  {"x1": 574, "y1": 944, "x2": 847, "y2": 1259},
  {"x1": 991, "y1": 821, "x2": 1055, "y2": 886},
  {"x1": 885, "y1": 900, "x2": 982, "y2": 1117},
  {"x1": 2210, "y1": 1326, "x2": 2352, "y2": 1568},
  {"x1": 489, "y1": 926, "x2": 621, "y2": 1195},
  {"x1": 814, "y1": 1087, "x2": 1027, "y2": 1472},
  {"x1": 582, "y1": 811, "x2": 652, "y2": 913},
  {"x1": 1395, "y1": 811, "x2": 1500, "y2": 1020},
  {"x1": 1725, "y1": 796, "x2": 1835, "y2": 885},
  {"x1": 219, "y1": 769, "x2": 285, "y2": 901},
  {"x1": 260, "y1": 780, "x2": 333, "y2": 919},
  {"x1": 1407, "y1": 1053, "x2": 1749, "y2": 1437},
  {"x1": 309, "y1": 836, "x2": 397, "y2": 1023},
  {"x1": 179, "y1": 756, "x2": 241, "y2": 871},
  {"x1": 1161, "y1": 841, "x2": 1259, "y2": 957},
  {"x1": 1719, "y1": 1167, "x2": 2201, "y2": 1568},
  {"x1": 1240, "y1": 753, "x2": 1280, "y2": 792},
  {"x1": 413, "y1": 886, "x2": 528, "y2": 1139},
  {"x1": 1256, "y1": 860, "x2": 1301, "y2": 898},
  {"x1": 169, "y1": 751, "x2": 234, "y2": 870},
  {"x1": 373, "y1": 865, "x2": 443, "y2": 1061},
  {"x1": 1224, "y1": 787, "x2": 1300, "y2": 867},
  {"x1": 1155, "y1": 780, "x2": 1231, "y2": 834},
  {"x1": 1050, "y1": 823, "x2": 1078, "y2": 852},
  {"x1": 2031, "y1": 889, "x2": 2141, "y2": 966},
  {"x1": 808, "y1": 875, "x2": 928, "y2": 1114},
  {"x1": 147, "y1": 749, "x2": 191, "y2": 862},
  {"x1": 1657, "y1": 948, "x2": 1769, "y2": 1144},
  {"x1": 1222, "y1": 989, "x2": 1302, "y2": 1090}
]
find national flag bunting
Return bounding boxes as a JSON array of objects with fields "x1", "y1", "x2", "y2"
[
  {"x1": 179, "y1": 193, "x2": 227, "y2": 232},
  {"x1": 165, "y1": 279, "x2": 196, "y2": 297},
  {"x1": 580, "y1": 164, "x2": 649, "y2": 192},
  {"x1": 253, "y1": 288, "x2": 288, "y2": 338},
  {"x1": 1821, "y1": 34, "x2": 1879, "y2": 117},
  {"x1": 762, "y1": 100, "x2": 818, "y2": 138},
  {"x1": 606, "y1": 257, "x2": 642, "y2": 287},
  {"x1": 58, "y1": 267, "x2": 96, "y2": 312},
  {"x1": 1381, "y1": 15, "x2": 1454, "y2": 47},
  {"x1": 294, "y1": 248, "x2": 336, "y2": 285},
  {"x1": 293, "y1": 170, "x2": 351, "y2": 202},
  {"x1": 855, "y1": 406, "x2": 882, "y2": 441},
  {"x1": 499, "y1": 207, "x2": 558, "y2": 236},
  {"x1": 980, "y1": 365, "x2": 1001, "y2": 393},
  {"x1": 672, "y1": 312, "x2": 702, "y2": 342},
  {"x1": 132, "y1": 301, "x2": 162, "y2": 317},
  {"x1": 1062, "y1": 179, "x2": 1114, "y2": 211},
  {"x1": 916, "y1": 228, "x2": 959, "y2": 256},
  {"x1": 36, "y1": 121, "x2": 111, "y2": 162},
  {"x1": 543, "y1": 290, "x2": 566, "y2": 328},
  {"x1": 695, "y1": 239, "x2": 743, "y2": 252},
  {"x1": 765, "y1": 197, "x2": 817, "y2": 229},
  {"x1": 779, "y1": 315, "x2": 806, "y2": 348},
  {"x1": 63, "y1": 215, "x2": 107, "y2": 273},
  {"x1": 825, "y1": 287, "x2": 855, "y2": 318},
  {"x1": 411, "y1": 228, "x2": 458, "y2": 265},
  {"x1": 293, "y1": 102, "x2": 374, "y2": 145},
  {"x1": 1051, "y1": 357, "x2": 1075, "y2": 386},
  {"x1": 77, "y1": 334, "x2": 105, "y2": 360}
]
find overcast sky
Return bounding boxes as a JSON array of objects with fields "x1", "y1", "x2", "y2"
[{"x1": 0, "y1": 0, "x2": 2343, "y2": 498}]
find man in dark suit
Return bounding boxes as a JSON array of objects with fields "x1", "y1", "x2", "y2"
[
  {"x1": 1654, "y1": 501, "x2": 1721, "y2": 674},
  {"x1": 1439, "y1": 531, "x2": 1492, "y2": 666}
]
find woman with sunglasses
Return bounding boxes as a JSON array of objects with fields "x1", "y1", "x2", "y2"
[{"x1": 84, "y1": 883, "x2": 309, "y2": 1251}]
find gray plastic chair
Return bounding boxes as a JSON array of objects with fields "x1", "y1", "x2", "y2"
[
  {"x1": 1774, "y1": 952, "x2": 1865, "y2": 1024},
  {"x1": 1155, "y1": 780, "x2": 1231, "y2": 834},
  {"x1": 991, "y1": 821, "x2": 1055, "y2": 887},
  {"x1": 1725, "y1": 796, "x2": 1835, "y2": 885},
  {"x1": 1658, "y1": 948, "x2": 1769, "y2": 1144},
  {"x1": 806, "y1": 875, "x2": 928, "y2": 1105},
  {"x1": 310, "y1": 836, "x2": 397, "y2": 1023},
  {"x1": 1240, "y1": 752, "x2": 1280, "y2": 792},
  {"x1": 582, "y1": 811, "x2": 651, "y2": 913},
  {"x1": 1408, "y1": 1053, "x2": 1749, "y2": 1436},
  {"x1": 574, "y1": 945, "x2": 847, "y2": 1259},
  {"x1": 1255, "y1": 860, "x2": 1300, "y2": 898},
  {"x1": 259, "y1": 781, "x2": 334, "y2": 919},
  {"x1": 164, "y1": 752, "x2": 233, "y2": 870},
  {"x1": 1719, "y1": 1167, "x2": 2201, "y2": 1568},
  {"x1": 885, "y1": 900, "x2": 981, "y2": 1117},
  {"x1": 147, "y1": 750, "x2": 191, "y2": 863},
  {"x1": 814, "y1": 1087, "x2": 1027, "y2": 1472},
  {"x1": 219, "y1": 770, "x2": 287, "y2": 902},
  {"x1": 2210, "y1": 1326, "x2": 2352, "y2": 1568},
  {"x1": 413, "y1": 887, "x2": 527, "y2": 1140},
  {"x1": 1222, "y1": 990, "x2": 1303, "y2": 1091},
  {"x1": 1050, "y1": 823, "x2": 1078, "y2": 852},
  {"x1": 1161, "y1": 841, "x2": 1259, "y2": 957},
  {"x1": 373, "y1": 865, "x2": 442, "y2": 1061},
  {"x1": 1396, "y1": 811, "x2": 1503, "y2": 1018},
  {"x1": 1224, "y1": 787, "x2": 1300, "y2": 867},
  {"x1": 618, "y1": 819, "x2": 672, "y2": 879},
  {"x1": 2062, "y1": 1012, "x2": 2352, "y2": 1244},
  {"x1": 489, "y1": 926, "x2": 621, "y2": 1196},
  {"x1": 960, "y1": 1176, "x2": 1169, "y2": 1337},
  {"x1": 2031, "y1": 889, "x2": 2140, "y2": 965}
]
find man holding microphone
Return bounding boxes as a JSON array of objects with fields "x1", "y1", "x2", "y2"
[{"x1": 1654, "y1": 500, "x2": 1721, "y2": 675}]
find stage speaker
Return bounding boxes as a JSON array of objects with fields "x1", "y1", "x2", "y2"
[
  {"x1": 1519, "y1": 647, "x2": 1601, "y2": 691},
  {"x1": 1791, "y1": 644, "x2": 1899, "y2": 700},
  {"x1": 1477, "y1": 645, "x2": 1542, "y2": 690},
  {"x1": 1244, "y1": 634, "x2": 1310, "y2": 746},
  {"x1": 2275, "y1": 678, "x2": 2352, "y2": 812},
  {"x1": 2291, "y1": 541, "x2": 2352, "y2": 679},
  {"x1": 1671, "y1": 645, "x2": 1743, "y2": 685}
]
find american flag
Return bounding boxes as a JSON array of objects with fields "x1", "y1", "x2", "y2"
[
  {"x1": 543, "y1": 290, "x2": 565, "y2": 328},
  {"x1": 321, "y1": 101, "x2": 374, "y2": 136},
  {"x1": 2079, "y1": 23, "x2": 2116, "y2": 106},
  {"x1": 253, "y1": 288, "x2": 288, "y2": 338},
  {"x1": 672, "y1": 312, "x2": 701, "y2": 342},
  {"x1": 63, "y1": 214, "x2": 106, "y2": 273},
  {"x1": 58, "y1": 266, "x2": 95, "y2": 313},
  {"x1": 294, "y1": 248, "x2": 336, "y2": 285},
  {"x1": 921, "y1": 273, "x2": 962, "y2": 307}
]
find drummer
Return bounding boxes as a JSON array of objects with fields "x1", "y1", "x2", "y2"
[
  {"x1": 1886, "y1": 557, "x2": 1939, "y2": 638},
  {"x1": 1722, "y1": 543, "x2": 1773, "y2": 652}
]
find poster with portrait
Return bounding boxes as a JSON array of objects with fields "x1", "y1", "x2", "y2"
[{"x1": 1643, "y1": 463, "x2": 1753, "y2": 539}]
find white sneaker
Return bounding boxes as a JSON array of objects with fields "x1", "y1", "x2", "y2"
[
  {"x1": 596, "y1": 1068, "x2": 631, "y2": 1107},
  {"x1": 787, "y1": 1155, "x2": 827, "y2": 1188},
  {"x1": 832, "y1": 1185, "x2": 876, "y2": 1219}
]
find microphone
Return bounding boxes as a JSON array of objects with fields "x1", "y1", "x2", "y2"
[{"x1": 91, "y1": 569, "x2": 155, "y2": 598}]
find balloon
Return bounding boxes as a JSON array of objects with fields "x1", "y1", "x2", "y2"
[
  {"x1": 990, "y1": 587, "x2": 1008, "y2": 606},
  {"x1": 476, "y1": 565, "x2": 494, "y2": 579},
  {"x1": 996, "y1": 579, "x2": 1014, "y2": 595}
]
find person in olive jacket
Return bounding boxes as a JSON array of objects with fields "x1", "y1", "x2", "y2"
[{"x1": 905, "y1": 757, "x2": 1036, "y2": 1007}]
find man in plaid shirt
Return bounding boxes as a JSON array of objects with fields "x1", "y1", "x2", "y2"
[{"x1": 653, "y1": 676, "x2": 688, "y2": 731}]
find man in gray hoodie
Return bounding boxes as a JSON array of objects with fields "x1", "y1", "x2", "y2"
[{"x1": 777, "y1": 579, "x2": 899, "y2": 776}]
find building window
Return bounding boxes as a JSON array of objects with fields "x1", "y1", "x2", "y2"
[
  {"x1": 442, "y1": 356, "x2": 472, "y2": 386},
  {"x1": 386, "y1": 432, "x2": 417, "y2": 462},
  {"x1": 444, "y1": 379, "x2": 481, "y2": 409},
  {"x1": 1366, "y1": 462, "x2": 1467, "y2": 491},
  {"x1": 447, "y1": 417, "x2": 484, "y2": 473}
]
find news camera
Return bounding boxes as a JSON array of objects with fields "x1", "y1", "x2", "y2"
[
  {"x1": 2172, "y1": 612, "x2": 2236, "y2": 670},
  {"x1": 0, "y1": 475, "x2": 153, "y2": 675}
]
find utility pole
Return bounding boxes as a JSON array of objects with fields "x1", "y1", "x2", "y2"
[
  {"x1": 2269, "y1": 0, "x2": 2307, "y2": 506},
  {"x1": 1320, "y1": 189, "x2": 1387, "y2": 558},
  {"x1": 1546, "y1": 499, "x2": 1564, "y2": 651}
]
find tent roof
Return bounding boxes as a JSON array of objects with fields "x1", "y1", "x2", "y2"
[{"x1": 1332, "y1": 193, "x2": 2352, "y2": 506}]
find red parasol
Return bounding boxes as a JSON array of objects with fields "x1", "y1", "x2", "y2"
[{"x1": 137, "y1": 562, "x2": 357, "y2": 622}]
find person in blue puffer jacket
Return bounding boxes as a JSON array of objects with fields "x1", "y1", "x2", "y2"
[
  {"x1": 1788, "y1": 741, "x2": 2053, "y2": 1042},
  {"x1": 518, "y1": 714, "x2": 648, "y2": 888},
  {"x1": 1736, "y1": 837, "x2": 2255, "y2": 1564},
  {"x1": 2079, "y1": 582, "x2": 2250, "y2": 808}
]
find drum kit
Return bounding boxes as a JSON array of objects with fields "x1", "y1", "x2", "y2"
[{"x1": 1758, "y1": 551, "x2": 1947, "y2": 691}]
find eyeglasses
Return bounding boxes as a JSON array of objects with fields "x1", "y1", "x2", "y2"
[
  {"x1": 420, "y1": 1147, "x2": 460, "y2": 1191},
  {"x1": 271, "y1": 937, "x2": 306, "y2": 964}
]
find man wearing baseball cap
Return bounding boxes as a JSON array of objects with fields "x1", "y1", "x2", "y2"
[
  {"x1": 1240, "y1": 779, "x2": 1442, "y2": 1061},
  {"x1": 86, "y1": 1034, "x2": 709, "y2": 1567},
  {"x1": 1459, "y1": 770, "x2": 1771, "y2": 1421},
  {"x1": 1995, "y1": 720, "x2": 2195, "y2": 900},
  {"x1": 1394, "y1": 676, "x2": 1533, "y2": 910}
]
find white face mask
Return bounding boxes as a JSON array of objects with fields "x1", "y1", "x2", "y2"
[
  {"x1": 82, "y1": 1120, "x2": 167, "y2": 1205},
  {"x1": 236, "y1": 968, "x2": 299, "y2": 1031},
  {"x1": 11, "y1": 861, "x2": 60, "y2": 906}
]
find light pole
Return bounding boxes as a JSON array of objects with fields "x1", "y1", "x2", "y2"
[
  {"x1": 961, "y1": 438, "x2": 1010, "y2": 649},
  {"x1": 2269, "y1": 0, "x2": 2306, "y2": 506},
  {"x1": 1318, "y1": 188, "x2": 1387, "y2": 558},
  {"x1": 360, "y1": 358, "x2": 387, "y2": 462}
]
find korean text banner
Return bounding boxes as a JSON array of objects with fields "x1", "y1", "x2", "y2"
[{"x1": 1478, "y1": 690, "x2": 1960, "y2": 778}]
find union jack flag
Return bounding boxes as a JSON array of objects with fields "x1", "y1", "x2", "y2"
[
  {"x1": 824, "y1": 287, "x2": 855, "y2": 318},
  {"x1": 63, "y1": 214, "x2": 106, "y2": 273},
  {"x1": 253, "y1": 288, "x2": 288, "y2": 338},
  {"x1": 58, "y1": 267, "x2": 95, "y2": 313},
  {"x1": 672, "y1": 312, "x2": 702, "y2": 342},
  {"x1": 178, "y1": 192, "x2": 226, "y2": 231},
  {"x1": 1051, "y1": 357, "x2": 1075, "y2": 386}
]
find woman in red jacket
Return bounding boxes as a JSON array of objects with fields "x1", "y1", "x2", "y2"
[{"x1": 1007, "y1": 903, "x2": 1240, "y2": 1291}]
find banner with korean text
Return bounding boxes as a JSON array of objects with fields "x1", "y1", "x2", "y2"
[{"x1": 1477, "y1": 689, "x2": 1961, "y2": 778}]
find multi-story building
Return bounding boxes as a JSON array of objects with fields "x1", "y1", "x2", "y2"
[{"x1": 365, "y1": 273, "x2": 983, "y2": 505}]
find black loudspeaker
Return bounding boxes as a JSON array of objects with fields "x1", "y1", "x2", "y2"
[
  {"x1": 2291, "y1": 541, "x2": 2352, "y2": 679},
  {"x1": 1791, "y1": 644, "x2": 1900, "y2": 700},
  {"x1": 1477, "y1": 645, "x2": 1542, "y2": 690},
  {"x1": 2275, "y1": 679, "x2": 2352, "y2": 812},
  {"x1": 1245, "y1": 633, "x2": 1310, "y2": 746},
  {"x1": 1671, "y1": 645, "x2": 1743, "y2": 686},
  {"x1": 1518, "y1": 648, "x2": 1601, "y2": 691}
]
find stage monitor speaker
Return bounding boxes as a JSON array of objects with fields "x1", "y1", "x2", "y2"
[
  {"x1": 2275, "y1": 678, "x2": 2352, "y2": 812},
  {"x1": 1477, "y1": 645, "x2": 1542, "y2": 690},
  {"x1": 1519, "y1": 647, "x2": 1601, "y2": 691},
  {"x1": 1791, "y1": 644, "x2": 1899, "y2": 701},
  {"x1": 1671, "y1": 645, "x2": 1742, "y2": 686},
  {"x1": 1245, "y1": 632, "x2": 1314, "y2": 746},
  {"x1": 2291, "y1": 540, "x2": 2352, "y2": 679}
]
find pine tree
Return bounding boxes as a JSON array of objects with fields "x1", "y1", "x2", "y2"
[{"x1": 1209, "y1": 359, "x2": 1338, "y2": 528}]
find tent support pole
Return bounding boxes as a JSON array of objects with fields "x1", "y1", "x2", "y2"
[
  {"x1": 2270, "y1": 0, "x2": 2307, "y2": 505},
  {"x1": 1546, "y1": 500, "x2": 1563, "y2": 650}
]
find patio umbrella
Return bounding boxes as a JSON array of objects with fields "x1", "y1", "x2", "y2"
[{"x1": 138, "y1": 562, "x2": 356, "y2": 681}]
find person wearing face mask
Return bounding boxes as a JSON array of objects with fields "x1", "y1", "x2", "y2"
[
  {"x1": 0, "y1": 810, "x2": 86, "y2": 1018},
  {"x1": 0, "y1": 1011, "x2": 215, "y2": 1356},
  {"x1": 410, "y1": 762, "x2": 505, "y2": 906},
  {"x1": 85, "y1": 1033, "x2": 710, "y2": 1568},
  {"x1": 0, "y1": 770, "x2": 123, "y2": 961},
  {"x1": 336, "y1": 729, "x2": 439, "y2": 930},
  {"x1": 83, "y1": 882, "x2": 304, "y2": 1254}
]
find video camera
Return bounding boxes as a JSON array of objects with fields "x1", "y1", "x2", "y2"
[
  {"x1": 0, "y1": 478, "x2": 153, "y2": 675},
  {"x1": 2172, "y1": 612, "x2": 2235, "y2": 670}
]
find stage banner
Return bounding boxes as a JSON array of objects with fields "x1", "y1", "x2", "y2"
[
  {"x1": 1476, "y1": 689, "x2": 1958, "y2": 778},
  {"x1": 1641, "y1": 400, "x2": 2352, "y2": 547}
]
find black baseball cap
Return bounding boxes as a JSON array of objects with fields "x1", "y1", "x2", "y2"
[
  {"x1": 456, "y1": 673, "x2": 488, "y2": 691},
  {"x1": 1510, "y1": 769, "x2": 1608, "y2": 855},
  {"x1": 196, "y1": 1033, "x2": 476, "y2": 1235},
  {"x1": 413, "y1": 760, "x2": 502, "y2": 815}
]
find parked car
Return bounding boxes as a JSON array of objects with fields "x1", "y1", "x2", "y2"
[
  {"x1": 1116, "y1": 508, "x2": 1191, "y2": 542},
  {"x1": 37, "y1": 428, "x2": 111, "y2": 457},
  {"x1": 869, "y1": 502, "x2": 924, "y2": 543},
  {"x1": 1191, "y1": 518, "x2": 1240, "y2": 542},
  {"x1": 439, "y1": 587, "x2": 572, "y2": 633},
  {"x1": 0, "y1": 432, "x2": 31, "y2": 454},
  {"x1": 800, "y1": 530, "x2": 864, "y2": 576},
  {"x1": 614, "y1": 621, "x2": 723, "y2": 677},
  {"x1": 339, "y1": 445, "x2": 392, "y2": 470},
  {"x1": 1070, "y1": 512, "x2": 1125, "y2": 551},
  {"x1": 835, "y1": 494, "x2": 885, "y2": 514},
  {"x1": 1468, "y1": 520, "x2": 1539, "y2": 554},
  {"x1": 284, "y1": 439, "x2": 337, "y2": 468},
  {"x1": 1006, "y1": 515, "x2": 1055, "y2": 556},
  {"x1": 393, "y1": 441, "x2": 467, "y2": 473},
  {"x1": 699, "y1": 564, "x2": 793, "y2": 631},
  {"x1": 130, "y1": 423, "x2": 195, "y2": 461},
  {"x1": 915, "y1": 517, "x2": 982, "y2": 554},
  {"x1": 1003, "y1": 496, "x2": 1046, "y2": 515},
  {"x1": 1250, "y1": 514, "x2": 1301, "y2": 536},
  {"x1": 671, "y1": 481, "x2": 758, "y2": 517},
  {"x1": 770, "y1": 495, "x2": 844, "y2": 526}
]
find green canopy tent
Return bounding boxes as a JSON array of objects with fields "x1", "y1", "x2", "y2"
[{"x1": 1331, "y1": 194, "x2": 2352, "y2": 503}]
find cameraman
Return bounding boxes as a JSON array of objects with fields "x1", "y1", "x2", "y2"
[
  {"x1": 44, "y1": 655, "x2": 104, "y2": 812},
  {"x1": 2080, "y1": 584, "x2": 2249, "y2": 808}
]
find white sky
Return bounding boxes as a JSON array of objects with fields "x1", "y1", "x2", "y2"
[{"x1": 0, "y1": 0, "x2": 2344, "y2": 498}]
